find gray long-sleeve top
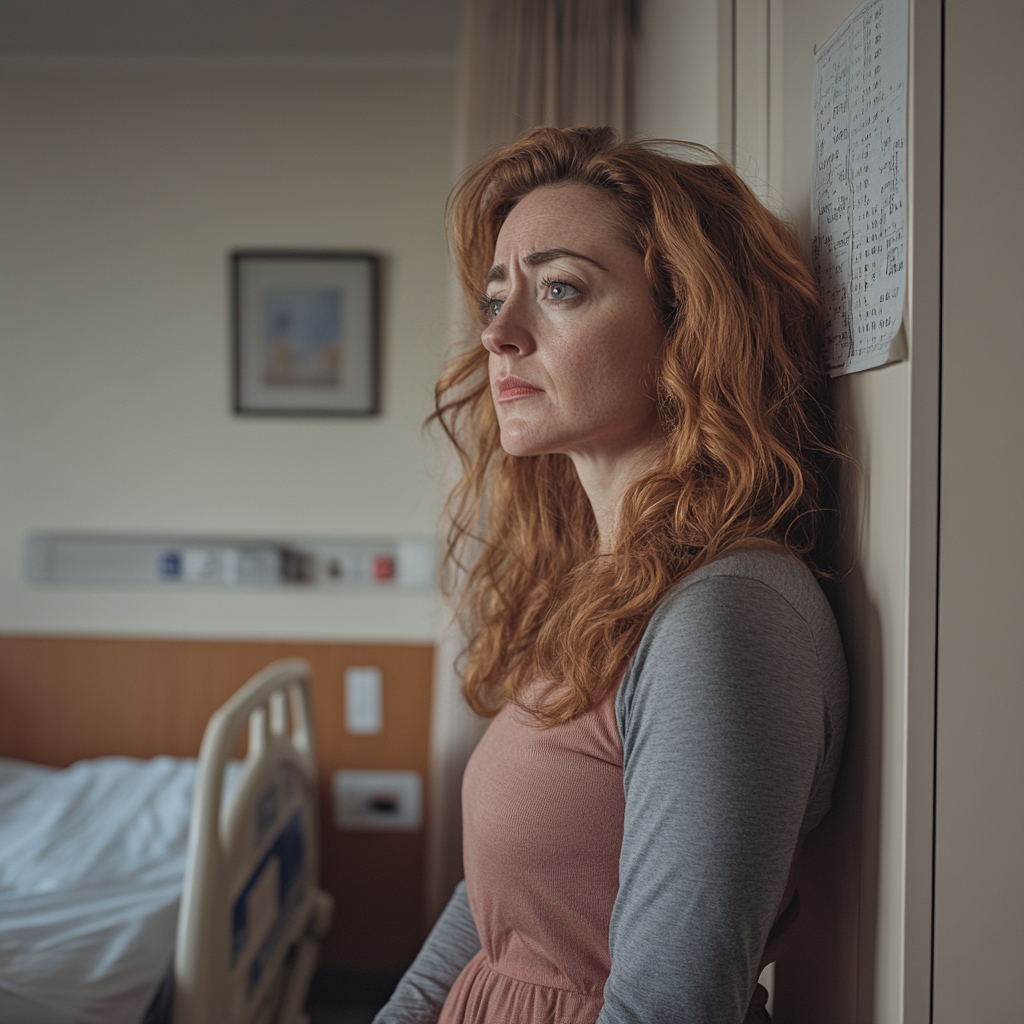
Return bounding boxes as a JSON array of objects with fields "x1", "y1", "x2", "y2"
[{"x1": 374, "y1": 548, "x2": 848, "y2": 1024}]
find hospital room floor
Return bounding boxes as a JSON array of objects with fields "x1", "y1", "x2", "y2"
[
  {"x1": 305, "y1": 968, "x2": 401, "y2": 1024},
  {"x1": 308, "y1": 1009, "x2": 378, "y2": 1024}
]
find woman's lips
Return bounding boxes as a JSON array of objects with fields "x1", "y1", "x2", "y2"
[{"x1": 495, "y1": 375, "x2": 544, "y2": 402}]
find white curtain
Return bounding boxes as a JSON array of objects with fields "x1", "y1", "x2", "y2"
[{"x1": 426, "y1": 0, "x2": 639, "y2": 922}]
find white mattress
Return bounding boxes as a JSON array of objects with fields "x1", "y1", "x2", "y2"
[{"x1": 0, "y1": 755, "x2": 201, "y2": 1024}]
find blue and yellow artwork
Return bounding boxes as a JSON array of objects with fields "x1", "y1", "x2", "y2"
[{"x1": 262, "y1": 288, "x2": 342, "y2": 386}]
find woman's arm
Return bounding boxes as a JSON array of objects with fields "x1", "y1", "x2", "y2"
[
  {"x1": 371, "y1": 881, "x2": 482, "y2": 1024},
  {"x1": 599, "y1": 566, "x2": 842, "y2": 1024}
]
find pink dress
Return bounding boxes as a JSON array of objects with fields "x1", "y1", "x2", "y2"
[
  {"x1": 438, "y1": 688, "x2": 624, "y2": 1024},
  {"x1": 436, "y1": 687, "x2": 785, "y2": 1024}
]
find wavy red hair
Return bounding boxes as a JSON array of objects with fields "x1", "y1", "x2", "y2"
[{"x1": 435, "y1": 125, "x2": 835, "y2": 725}]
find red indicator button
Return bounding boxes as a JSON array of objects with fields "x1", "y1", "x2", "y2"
[{"x1": 371, "y1": 554, "x2": 395, "y2": 582}]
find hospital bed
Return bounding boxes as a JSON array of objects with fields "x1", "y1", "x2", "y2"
[{"x1": 0, "y1": 657, "x2": 333, "y2": 1024}]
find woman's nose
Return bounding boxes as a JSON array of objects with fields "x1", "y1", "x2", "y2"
[{"x1": 481, "y1": 299, "x2": 535, "y2": 357}]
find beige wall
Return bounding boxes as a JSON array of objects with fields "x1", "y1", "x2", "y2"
[
  {"x1": 749, "y1": 5, "x2": 943, "y2": 1022},
  {"x1": 933, "y1": 2, "x2": 1024, "y2": 1020},
  {"x1": 641, "y1": 3, "x2": 944, "y2": 1021},
  {"x1": 636, "y1": 0, "x2": 730, "y2": 148},
  {"x1": 0, "y1": 63, "x2": 456, "y2": 641}
]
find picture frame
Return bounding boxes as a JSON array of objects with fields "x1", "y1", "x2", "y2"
[{"x1": 231, "y1": 250, "x2": 380, "y2": 416}]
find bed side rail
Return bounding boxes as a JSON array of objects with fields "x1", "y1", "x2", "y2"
[{"x1": 173, "y1": 658, "x2": 331, "y2": 1024}]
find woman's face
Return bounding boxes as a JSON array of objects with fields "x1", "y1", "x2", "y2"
[{"x1": 481, "y1": 185, "x2": 665, "y2": 468}]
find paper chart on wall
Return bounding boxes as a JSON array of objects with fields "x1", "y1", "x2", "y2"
[{"x1": 812, "y1": 0, "x2": 908, "y2": 377}]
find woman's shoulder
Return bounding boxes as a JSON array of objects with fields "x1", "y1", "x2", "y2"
[
  {"x1": 675, "y1": 546, "x2": 830, "y2": 620},
  {"x1": 618, "y1": 546, "x2": 847, "y2": 738},
  {"x1": 616, "y1": 546, "x2": 848, "y2": 836},
  {"x1": 650, "y1": 546, "x2": 842, "y2": 661}
]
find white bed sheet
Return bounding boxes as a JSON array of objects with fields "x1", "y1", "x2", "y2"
[{"x1": 0, "y1": 755, "x2": 203, "y2": 1024}]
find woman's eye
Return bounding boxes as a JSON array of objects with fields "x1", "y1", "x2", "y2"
[
  {"x1": 479, "y1": 296, "x2": 503, "y2": 320},
  {"x1": 544, "y1": 280, "x2": 580, "y2": 301}
]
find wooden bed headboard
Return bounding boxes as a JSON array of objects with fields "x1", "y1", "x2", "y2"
[{"x1": 0, "y1": 634, "x2": 433, "y2": 973}]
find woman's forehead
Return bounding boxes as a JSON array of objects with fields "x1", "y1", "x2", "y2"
[{"x1": 492, "y1": 184, "x2": 634, "y2": 262}]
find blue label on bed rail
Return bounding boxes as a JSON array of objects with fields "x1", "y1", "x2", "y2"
[
  {"x1": 256, "y1": 781, "x2": 278, "y2": 845},
  {"x1": 230, "y1": 808, "x2": 307, "y2": 992}
]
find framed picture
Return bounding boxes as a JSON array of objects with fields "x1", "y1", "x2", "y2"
[{"x1": 232, "y1": 250, "x2": 380, "y2": 416}]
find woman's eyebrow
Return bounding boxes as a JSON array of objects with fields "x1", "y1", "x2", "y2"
[
  {"x1": 525, "y1": 248, "x2": 609, "y2": 270},
  {"x1": 486, "y1": 248, "x2": 609, "y2": 284}
]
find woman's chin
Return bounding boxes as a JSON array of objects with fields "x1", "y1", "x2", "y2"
[
  {"x1": 499, "y1": 427, "x2": 553, "y2": 459},
  {"x1": 500, "y1": 439, "x2": 539, "y2": 458}
]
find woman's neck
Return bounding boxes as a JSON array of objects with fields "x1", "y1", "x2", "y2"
[{"x1": 569, "y1": 441, "x2": 663, "y2": 554}]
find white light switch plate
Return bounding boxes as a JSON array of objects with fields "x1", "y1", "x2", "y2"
[
  {"x1": 344, "y1": 666, "x2": 383, "y2": 734},
  {"x1": 331, "y1": 769, "x2": 423, "y2": 831}
]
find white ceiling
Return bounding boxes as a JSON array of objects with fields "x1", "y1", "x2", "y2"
[{"x1": 0, "y1": 0, "x2": 462, "y2": 54}]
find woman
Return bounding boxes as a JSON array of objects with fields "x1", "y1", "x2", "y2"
[{"x1": 375, "y1": 125, "x2": 847, "y2": 1024}]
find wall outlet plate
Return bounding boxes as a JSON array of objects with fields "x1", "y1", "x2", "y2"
[{"x1": 331, "y1": 769, "x2": 422, "y2": 832}]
